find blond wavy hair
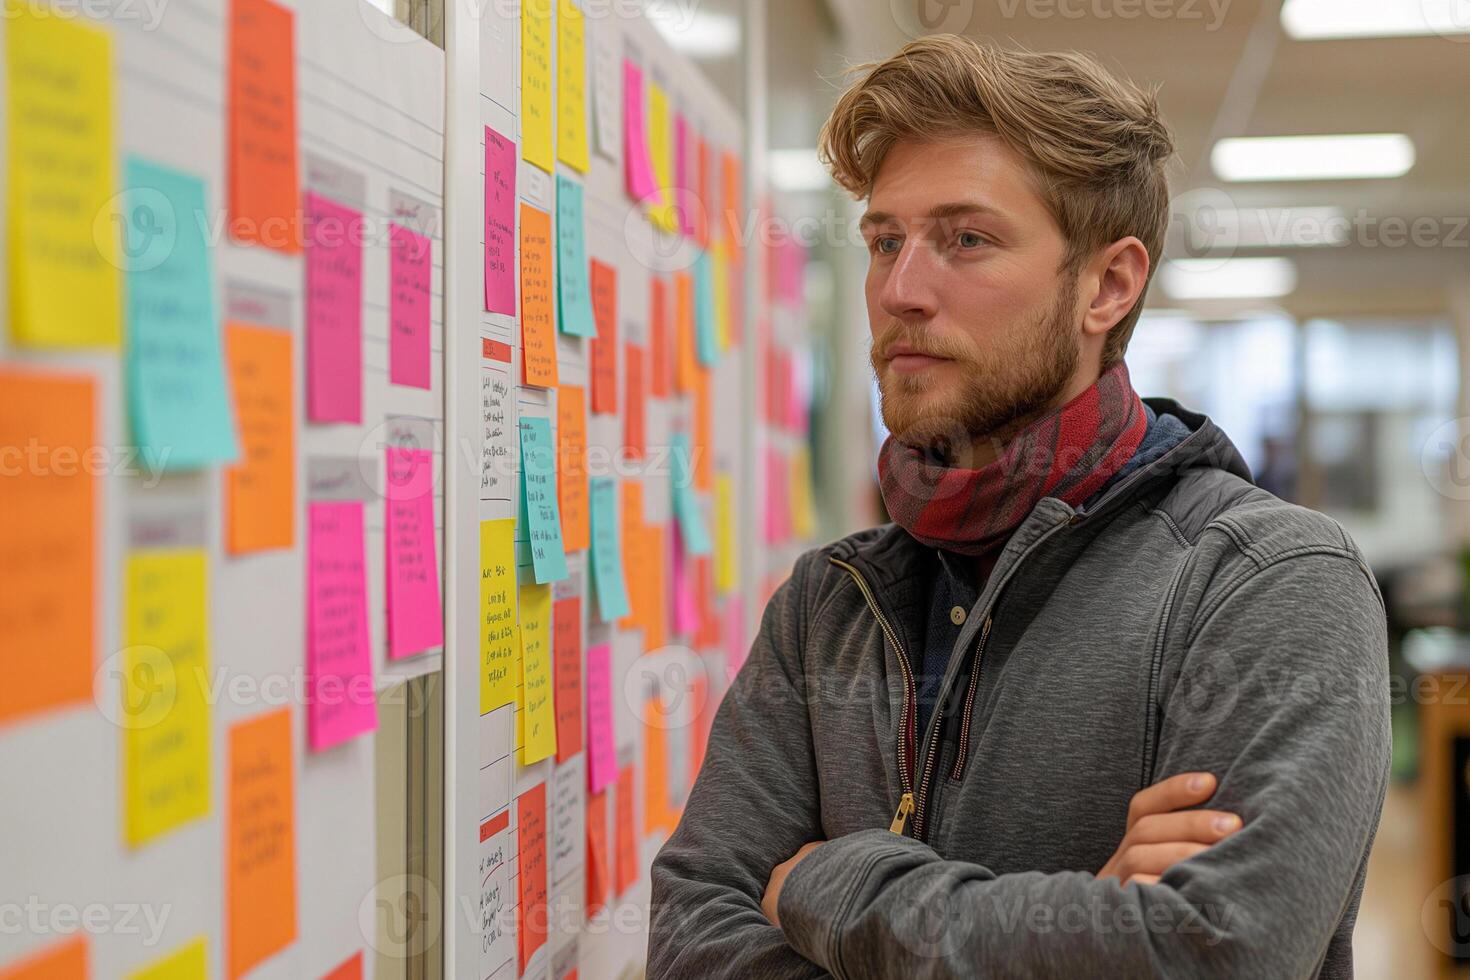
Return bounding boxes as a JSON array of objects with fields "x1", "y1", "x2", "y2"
[{"x1": 819, "y1": 34, "x2": 1175, "y2": 367}]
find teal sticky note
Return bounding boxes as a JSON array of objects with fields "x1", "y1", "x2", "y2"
[
  {"x1": 694, "y1": 247, "x2": 718, "y2": 366},
  {"x1": 671, "y1": 432, "x2": 712, "y2": 556},
  {"x1": 589, "y1": 477, "x2": 631, "y2": 621},
  {"x1": 123, "y1": 157, "x2": 239, "y2": 470},
  {"x1": 520, "y1": 416, "x2": 569, "y2": 583},
  {"x1": 555, "y1": 174, "x2": 597, "y2": 338}
]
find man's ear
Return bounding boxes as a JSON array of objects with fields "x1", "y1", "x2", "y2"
[{"x1": 1080, "y1": 237, "x2": 1150, "y2": 342}]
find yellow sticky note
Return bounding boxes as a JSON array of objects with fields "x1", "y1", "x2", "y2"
[
  {"x1": 480, "y1": 519, "x2": 520, "y2": 714},
  {"x1": 712, "y1": 239, "x2": 731, "y2": 351},
  {"x1": 123, "y1": 549, "x2": 211, "y2": 847},
  {"x1": 556, "y1": 0, "x2": 590, "y2": 173},
  {"x1": 715, "y1": 473, "x2": 737, "y2": 594},
  {"x1": 646, "y1": 82, "x2": 677, "y2": 232},
  {"x1": 517, "y1": 583, "x2": 557, "y2": 764},
  {"x1": 791, "y1": 447, "x2": 817, "y2": 539},
  {"x1": 521, "y1": 0, "x2": 554, "y2": 173},
  {"x1": 6, "y1": 1, "x2": 121, "y2": 347},
  {"x1": 129, "y1": 937, "x2": 207, "y2": 980}
]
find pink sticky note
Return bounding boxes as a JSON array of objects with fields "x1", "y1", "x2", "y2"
[
  {"x1": 674, "y1": 112, "x2": 692, "y2": 237},
  {"x1": 672, "y1": 523, "x2": 698, "y2": 637},
  {"x1": 587, "y1": 643, "x2": 616, "y2": 793},
  {"x1": 764, "y1": 447, "x2": 788, "y2": 545},
  {"x1": 622, "y1": 60, "x2": 658, "y2": 202},
  {"x1": 385, "y1": 447, "x2": 444, "y2": 658},
  {"x1": 390, "y1": 223, "x2": 432, "y2": 389},
  {"x1": 725, "y1": 596, "x2": 746, "y2": 681},
  {"x1": 484, "y1": 126, "x2": 517, "y2": 315},
  {"x1": 307, "y1": 500, "x2": 378, "y2": 750},
  {"x1": 305, "y1": 192, "x2": 363, "y2": 423}
]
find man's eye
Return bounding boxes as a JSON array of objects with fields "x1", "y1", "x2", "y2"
[
  {"x1": 873, "y1": 236, "x2": 901, "y2": 255},
  {"x1": 957, "y1": 231, "x2": 987, "y2": 248}
]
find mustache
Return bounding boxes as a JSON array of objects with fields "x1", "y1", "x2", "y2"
[{"x1": 871, "y1": 324, "x2": 973, "y2": 362}]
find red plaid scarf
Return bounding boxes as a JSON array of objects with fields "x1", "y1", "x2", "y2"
[{"x1": 878, "y1": 362, "x2": 1147, "y2": 557}]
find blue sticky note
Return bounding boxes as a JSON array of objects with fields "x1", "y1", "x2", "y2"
[
  {"x1": 519, "y1": 416, "x2": 569, "y2": 583},
  {"x1": 555, "y1": 174, "x2": 597, "y2": 338},
  {"x1": 589, "y1": 477, "x2": 631, "y2": 621},
  {"x1": 693, "y1": 248, "x2": 718, "y2": 366},
  {"x1": 123, "y1": 157, "x2": 239, "y2": 470},
  {"x1": 671, "y1": 432, "x2": 712, "y2": 556}
]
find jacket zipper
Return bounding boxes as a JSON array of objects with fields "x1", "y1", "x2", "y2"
[
  {"x1": 828, "y1": 557, "x2": 918, "y2": 835},
  {"x1": 949, "y1": 615, "x2": 992, "y2": 780}
]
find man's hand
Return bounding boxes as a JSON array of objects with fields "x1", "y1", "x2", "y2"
[
  {"x1": 1098, "y1": 772, "x2": 1242, "y2": 886},
  {"x1": 762, "y1": 841, "x2": 825, "y2": 927}
]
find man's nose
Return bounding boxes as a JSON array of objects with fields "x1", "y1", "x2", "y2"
[{"x1": 878, "y1": 239, "x2": 939, "y2": 320}]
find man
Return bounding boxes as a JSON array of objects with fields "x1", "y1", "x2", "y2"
[{"x1": 649, "y1": 35, "x2": 1389, "y2": 978}]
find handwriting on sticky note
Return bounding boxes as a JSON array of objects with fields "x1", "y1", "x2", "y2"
[
  {"x1": 389, "y1": 223, "x2": 432, "y2": 390},
  {"x1": 305, "y1": 192, "x2": 364, "y2": 423},
  {"x1": 556, "y1": 0, "x2": 590, "y2": 173},
  {"x1": 520, "y1": 417, "x2": 569, "y2": 584},
  {"x1": 226, "y1": 323, "x2": 294, "y2": 553},
  {"x1": 484, "y1": 127, "x2": 517, "y2": 315},
  {"x1": 586, "y1": 644, "x2": 616, "y2": 794},
  {"x1": 307, "y1": 501, "x2": 376, "y2": 750},
  {"x1": 557, "y1": 386, "x2": 590, "y2": 552},
  {"x1": 228, "y1": 0, "x2": 299, "y2": 253},
  {"x1": 555, "y1": 176, "x2": 597, "y2": 338},
  {"x1": 480, "y1": 519, "x2": 519, "y2": 714},
  {"x1": 553, "y1": 596, "x2": 583, "y2": 763},
  {"x1": 385, "y1": 447, "x2": 444, "y2": 658},
  {"x1": 520, "y1": 0, "x2": 553, "y2": 172},
  {"x1": 516, "y1": 783, "x2": 549, "y2": 973},
  {"x1": 589, "y1": 260, "x2": 619, "y2": 413},
  {"x1": 227, "y1": 708, "x2": 297, "y2": 980},
  {"x1": 588, "y1": 478, "x2": 630, "y2": 623},
  {"x1": 518, "y1": 584, "x2": 557, "y2": 765},
  {"x1": 519, "y1": 203, "x2": 558, "y2": 387}
]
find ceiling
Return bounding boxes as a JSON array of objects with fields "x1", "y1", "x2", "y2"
[{"x1": 809, "y1": 0, "x2": 1470, "y2": 321}]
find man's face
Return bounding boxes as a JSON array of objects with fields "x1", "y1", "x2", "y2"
[{"x1": 863, "y1": 135, "x2": 1082, "y2": 453}]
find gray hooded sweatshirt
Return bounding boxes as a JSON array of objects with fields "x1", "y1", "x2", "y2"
[{"x1": 648, "y1": 400, "x2": 1390, "y2": 979}]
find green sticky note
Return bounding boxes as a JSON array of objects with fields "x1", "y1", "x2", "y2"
[
  {"x1": 520, "y1": 416, "x2": 569, "y2": 582},
  {"x1": 124, "y1": 157, "x2": 238, "y2": 470},
  {"x1": 555, "y1": 174, "x2": 597, "y2": 338},
  {"x1": 589, "y1": 477, "x2": 631, "y2": 621},
  {"x1": 694, "y1": 247, "x2": 718, "y2": 366},
  {"x1": 671, "y1": 432, "x2": 712, "y2": 556}
]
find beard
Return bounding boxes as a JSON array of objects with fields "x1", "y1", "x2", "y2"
[{"x1": 871, "y1": 281, "x2": 1081, "y2": 464}]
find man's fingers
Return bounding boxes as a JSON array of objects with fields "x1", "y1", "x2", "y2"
[
  {"x1": 1125, "y1": 873, "x2": 1161, "y2": 887},
  {"x1": 1119, "y1": 841, "x2": 1210, "y2": 879},
  {"x1": 1125, "y1": 772, "x2": 1217, "y2": 828},
  {"x1": 1129, "y1": 809, "x2": 1242, "y2": 846}
]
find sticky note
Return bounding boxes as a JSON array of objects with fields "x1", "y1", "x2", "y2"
[
  {"x1": 519, "y1": 203, "x2": 558, "y2": 387},
  {"x1": 123, "y1": 549, "x2": 211, "y2": 847},
  {"x1": 673, "y1": 528, "x2": 698, "y2": 637},
  {"x1": 123, "y1": 158, "x2": 239, "y2": 470},
  {"x1": 557, "y1": 386, "x2": 590, "y2": 552},
  {"x1": 715, "y1": 473, "x2": 737, "y2": 594},
  {"x1": 0, "y1": 936, "x2": 88, "y2": 979},
  {"x1": 554, "y1": 176, "x2": 597, "y2": 337},
  {"x1": 553, "y1": 596, "x2": 583, "y2": 763},
  {"x1": 674, "y1": 113, "x2": 691, "y2": 237},
  {"x1": 622, "y1": 59, "x2": 658, "y2": 202},
  {"x1": 321, "y1": 952, "x2": 363, "y2": 980},
  {"x1": 479, "y1": 520, "x2": 520, "y2": 713},
  {"x1": 674, "y1": 271, "x2": 697, "y2": 391},
  {"x1": 618, "y1": 483, "x2": 645, "y2": 634},
  {"x1": 713, "y1": 238, "x2": 732, "y2": 351},
  {"x1": 225, "y1": 323, "x2": 294, "y2": 553},
  {"x1": 307, "y1": 501, "x2": 376, "y2": 751},
  {"x1": 592, "y1": 21, "x2": 621, "y2": 164},
  {"x1": 516, "y1": 782, "x2": 549, "y2": 973},
  {"x1": 693, "y1": 248, "x2": 719, "y2": 366},
  {"x1": 484, "y1": 127, "x2": 518, "y2": 315},
  {"x1": 791, "y1": 445, "x2": 817, "y2": 539},
  {"x1": 588, "y1": 478, "x2": 631, "y2": 622},
  {"x1": 385, "y1": 447, "x2": 444, "y2": 657},
  {"x1": 129, "y1": 936, "x2": 206, "y2": 980},
  {"x1": 623, "y1": 344, "x2": 646, "y2": 459},
  {"x1": 589, "y1": 259, "x2": 618, "y2": 413},
  {"x1": 227, "y1": 708, "x2": 297, "y2": 980},
  {"x1": 614, "y1": 764, "x2": 638, "y2": 895},
  {"x1": 586, "y1": 789, "x2": 610, "y2": 917},
  {"x1": 695, "y1": 135, "x2": 711, "y2": 248},
  {"x1": 764, "y1": 446, "x2": 790, "y2": 544},
  {"x1": 556, "y1": 0, "x2": 590, "y2": 172},
  {"x1": 722, "y1": 151, "x2": 744, "y2": 259},
  {"x1": 643, "y1": 705, "x2": 669, "y2": 835},
  {"x1": 644, "y1": 524, "x2": 668, "y2": 651},
  {"x1": 6, "y1": 4, "x2": 120, "y2": 347},
  {"x1": 518, "y1": 583, "x2": 557, "y2": 764},
  {"x1": 650, "y1": 276, "x2": 671, "y2": 398},
  {"x1": 228, "y1": 0, "x2": 299, "y2": 252},
  {"x1": 520, "y1": 417, "x2": 569, "y2": 583},
  {"x1": 389, "y1": 223, "x2": 432, "y2": 389},
  {"x1": 694, "y1": 366, "x2": 713, "y2": 490},
  {"x1": 305, "y1": 192, "x2": 364, "y2": 423},
  {"x1": 0, "y1": 370, "x2": 96, "y2": 728},
  {"x1": 672, "y1": 433, "x2": 712, "y2": 556},
  {"x1": 586, "y1": 644, "x2": 615, "y2": 793},
  {"x1": 646, "y1": 82, "x2": 677, "y2": 232},
  {"x1": 521, "y1": 0, "x2": 554, "y2": 173}
]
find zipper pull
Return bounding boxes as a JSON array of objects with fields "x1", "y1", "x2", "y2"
[{"x1": 889, "y1": 792, "x2": 915, "y2": 835}]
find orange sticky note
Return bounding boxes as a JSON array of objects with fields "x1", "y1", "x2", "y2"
[
  {"x1": 644, "y1": 524, "x2": 667, "y2": 652},
  {"x1": 227, "y1": 708, "x2": 297, "y2": 979},
  {"x1": 586, "y1": 790, "x2": 610, "y2": 917},
  {"x1": 517, "y1": 782, "x2": 548, "y2": 974},
  {"x1": 556, "y1": 385, "x2": 589, "y2": 552},
  {"x1": 721, "y1": 151, "x2": 743, "y2": 262},
  {"x1": 623, "y1": 344, "x2": 646, "y2": 460},
  {"x1": 618, "y1": 482, "x2": 645, "y2": 635},
  {"x1": 228, "y1": 0, "x2": 300, "y2": 252},
  {"x1": 649, "y1": 276, "x2": 671, "y2": 398},
  {"x1": 689, "y1": 673, "x2": 711, "y2": 779},
  {"x1": 519, "y1": 203, "x2": 557, "y2": 387},
  {"x1": 694, "y1": 136, "x2": 710, "y2": 249},
  {"x1": 643, "y1": 705, "x2": 669, "y2": 836},
  {"x1": 553, "y1": 596, "x2": 583, "y2": 763},
  {"x1": 673, "y1": 271, "x2": 696, "y2": 393},
  {"x1": 694, "y1": 368, "x2": 712, "y2": 491},
  {"x1": 614, "y1": 765, "x2": 638, "y2": 896},
  {"x1": 321, "y1": 953, "x2": 362, "y2": 980},
  {"x1": 0, "y1": 936, "x2": 87, "y2": 979},
  {"x1": 0, "y1": 369, "x2": 95, "y2": 728},
  {"x1": 589, "y1": 260, "x2": 618, "y2": 414},
  {"x1": 225, "y1": 323, "x2": 295, "y2": 553}
]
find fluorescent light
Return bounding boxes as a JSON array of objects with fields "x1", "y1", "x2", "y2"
[
  {"x1": 1175, "y1": 205, "x2": 1350, "y2": 250},
  {"x1": 648, "y1": 6, "x2": 740, "y2": 58},
  {"x1": 1161, "y1": 258, "x2": 1298, "y2": 300},
  {"x1": 769, "y1": 149, "x2": 829, "y2": 192},
  {"x1": 1282, "y1": 0, "x2": 1470, "y2": 39},
  {"x1": 1211, "y1": 134, "x2": 1414, "y2": 182}
]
